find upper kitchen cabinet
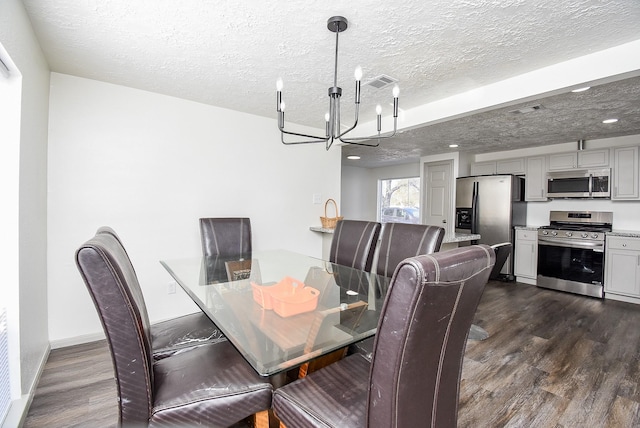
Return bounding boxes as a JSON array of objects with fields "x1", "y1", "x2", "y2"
[
  {"x1": 547, "y1": 149, "x2": 610, "y2": 170},
  {"x1": 548, "y1": 152, "x2": 577, "y2": 170},
  {"x1": 578, "y1": 149, "x2": 610, "y2": 168},
  {"x1": 470, "y1": 161, "x2": 498, "y2": 176},
  {"x1": 497, "y1": 158, "x2": 526, "y2": 175},
  {"x1": 470, "y1": 158, "x2": 525, "y2": 176},
  {"x1": 525, "y1": 156, "x2": 547, "y2": 201},
  {"x1": 612, "y1": 146, "x2": 640, "y2": 200}
]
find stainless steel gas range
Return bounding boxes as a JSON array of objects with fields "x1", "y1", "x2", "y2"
[{"x1": 537, "y1": 211, "x2": 613, "y2": 298}]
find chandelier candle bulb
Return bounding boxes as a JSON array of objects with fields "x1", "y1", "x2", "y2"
[
  {"x1": 354, "y1": 66, "x2": 362, "y2": 81},
  {"x1": 325, "y1": 113, "x2": 330, "y2": 137},
  {"x1": 393, "y1": 86, "x2": 400, "y2": 117}
]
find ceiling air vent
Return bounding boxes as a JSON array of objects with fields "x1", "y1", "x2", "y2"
[
  {"x1": 509, "y1": 104, "x2": 545, "y2": 114},
  {"x1": 364, "y1": 74, "x2": 398, "y2": 89}
]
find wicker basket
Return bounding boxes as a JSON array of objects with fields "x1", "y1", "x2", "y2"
[{"x1": 320, "y1": 199, "x2": 343, "y2": 229}]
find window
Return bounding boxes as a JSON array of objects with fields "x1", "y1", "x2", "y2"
[{"x1": 378, "y1": 177, "x2": 420, "y2": 224}]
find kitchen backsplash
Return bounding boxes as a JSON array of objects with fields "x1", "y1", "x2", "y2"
[{"x1": 526, "y1": 198, "x2": 639, "y2": 230}]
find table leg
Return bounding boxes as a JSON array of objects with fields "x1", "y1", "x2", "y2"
[{"x1": 254, "y1": 410, "x2": 270, "y2": 428}]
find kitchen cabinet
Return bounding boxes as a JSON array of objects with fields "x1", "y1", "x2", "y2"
[
  {"x1": 470, "y1": 161, "x2": 497, "y2": 176},
  {"x1": 515, "y1": 229, "x2": 537, "y2": 283},
  {"x1": 470, "y1": 158, "x2": 525, "y2": 176},
  {"x1": 548, "y1": 149, "x2": 610, "y2": 170},
  {"x1": 548, "y1": 152, "x2": 577, "y2": 170},
  {"x1": 605, "y1": 235, "x2": 640, "y2": 301},
  {"x1": 497, "y1": 158, "x2": 525, "y2": 175},
  {"x1": 612, "y1": 146, "x2": 639, "y2": 200},
  {"x1": 578, "y1": 149, "x2": 609, "y2": 168},
  {"x1": 525, "y1": 156, "x2": 547, "y2": 201}
]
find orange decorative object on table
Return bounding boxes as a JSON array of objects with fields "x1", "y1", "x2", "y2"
[{"x1": 251, "y1": 276, "x2": 319, "y2": 317}]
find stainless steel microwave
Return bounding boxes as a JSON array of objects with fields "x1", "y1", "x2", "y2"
[{"x1": 546, "y1": 168, "x2": 611, "y2": 199}]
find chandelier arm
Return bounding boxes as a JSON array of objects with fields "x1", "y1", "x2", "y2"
[
  {"x1": 280, "y1": 129, "x2": 329, "y2": 145},
  {"x1": 339, "y1": 117, "x2": 398, "y2": 143},
  {"x1": 335, "y1": 103, "x2": 360, "y2": 140}
]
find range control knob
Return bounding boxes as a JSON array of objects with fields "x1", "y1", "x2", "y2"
[
  {"x1": 581, "y1": 233, "x2": 589, "y2": 239},
  {"x1": 551, "y1": 231, "x2": 558, "y2": 236},
  {"x1": 542, "y1": 230, "x2": 549, "y2": 235},
  {"x1": 565, "y1": 231, "x2": 573, "y2": 237},
  {"x1": 591, "y1": 233, "x2": 599, "y2": 239}
]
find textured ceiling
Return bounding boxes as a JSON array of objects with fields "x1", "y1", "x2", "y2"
[{"x1": 21, "y1": 0, "x2": 640, "y2": 168}]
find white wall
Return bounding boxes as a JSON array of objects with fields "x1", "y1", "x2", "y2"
[
  {"x1": 340, "y1": 165, "x2": 372, "y2": 220},
  {"x1": 0, "y1": 0, "x2": 51, "y2": 423},
  {"x1": 341, "y1": 163, "x2": 420, "y2": 221},
  {"x1": 47, "y1": 73, "x2": 340, "y2": 344}
]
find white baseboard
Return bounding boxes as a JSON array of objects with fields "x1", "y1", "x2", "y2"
[
  {"x1": 604, "y1": 292, "x2": 640, "y2": 305},
  {"x1": 2, "y1": 394, "x2": 29, "y2": 428},
  {"x1": 516, "y1": 276, "x2": 536, "y2": 285},
  {"x1": 2, "y1": 344, "x2": 50, "y2": 428},
  {"x1": 50, "y1": 331, "x2": 105, "y2": 350}
]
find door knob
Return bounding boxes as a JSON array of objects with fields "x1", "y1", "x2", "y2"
[{"x1": 442, "y1": 219, "x2": 447, "y2": 223}]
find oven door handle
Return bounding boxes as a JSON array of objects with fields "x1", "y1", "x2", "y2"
[{"x1": 538, "y1": 237, "x2": 604, "y2": 251}]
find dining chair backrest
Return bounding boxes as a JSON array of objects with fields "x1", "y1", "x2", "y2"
[
  {"x1": 76, "y1": 232, "x2": 154, "y2": 425},
  {"x1": 375, "y1": 222, "x2": 445, "y2": 277},
  {"x1": 329, "y1": 220, "x2": 381, "y2": 271},
  {"x1": 489, "y1": 242, "x2": 513, "y2": 280},
  {"x1": 368, "y1": 244, "x2": 495, "y2": 427},
  {"x1": 199, "y1": 217, "x2": 252, "y2": 258}
]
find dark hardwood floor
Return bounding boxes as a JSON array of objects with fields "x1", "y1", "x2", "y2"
[{"x1": 24, "y1": 281, "x2": 640, "y2": 427}]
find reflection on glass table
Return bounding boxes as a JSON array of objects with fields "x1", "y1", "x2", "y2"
[{"x1": 160, "y1": 250, "x2": 386, "y2": 377}]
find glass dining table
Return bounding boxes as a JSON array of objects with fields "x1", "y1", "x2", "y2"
[{"x1": 160, "y1": 249, "x2": 389, "y2": 379}]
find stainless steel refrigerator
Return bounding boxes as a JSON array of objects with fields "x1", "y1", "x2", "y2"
[{"x1": 455, "y1": 175, "x2": 527, "y2": 278}]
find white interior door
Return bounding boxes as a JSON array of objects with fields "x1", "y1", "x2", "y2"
[{"x1": 423, "y1": 160, "x2": 453, "y2": 234}]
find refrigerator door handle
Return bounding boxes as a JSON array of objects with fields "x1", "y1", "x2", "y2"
[{"x1": 471, "y1": 181, "x2": 479, "y2": 234}]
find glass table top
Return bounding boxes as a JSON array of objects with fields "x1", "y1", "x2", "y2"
[{"x1": 160, "y1": 249, "x2": 389, "y2": 377}]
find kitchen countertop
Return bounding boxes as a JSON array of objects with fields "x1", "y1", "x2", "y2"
[
  {"x1": 309, "y1": 226, "x2": 480, "y2": 244},
  {"x1": 607, "y1": 230, "x2": 640, "y2": 238},
  {"x1": 514, "y1": 226, "x2": 539, "y2": 231}
]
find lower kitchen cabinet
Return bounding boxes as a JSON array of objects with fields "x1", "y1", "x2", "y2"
[
  {"x1": 515, "y1": 229, "x2": 537, "y2": 284},
  {"x1": 605, "y1": 235, "x2": 640, "y2": 303}
]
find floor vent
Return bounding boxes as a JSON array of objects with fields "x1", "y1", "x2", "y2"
[
  {"x1": 0, "y1": 307, "x2": 9, "y2": 424},
  {"x1": 364, "y1": 74, "x2": 398, "y2": 90}
]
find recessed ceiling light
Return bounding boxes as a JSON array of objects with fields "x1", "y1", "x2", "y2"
[
  {"x1": 449, "y1": 144, "x2": 459, "y2": 148},
  {"x1": 571, "y1": 87, "x2": 591, "y2": 93},
  {"x1": 602, "y1": 118, "x2": 619, "y2": 124},
  {"x1": 347, "y1": 155, "x2": 361, "y2": 160}
]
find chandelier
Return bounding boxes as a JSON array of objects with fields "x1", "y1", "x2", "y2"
[{"x1": 276, "y1": 16, "x2": 399, "y2": 151}]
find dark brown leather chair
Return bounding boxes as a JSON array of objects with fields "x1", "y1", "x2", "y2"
[
  {"x1": 76, "y1": 232, "x2": 272, "y2": 427},
  {"x1": 375, "y1": 222, "x2": 445, "y2": 277},
  {"x1": 327, "y1": 220, "x2": 381, "y2": 316},
  {"x1": 273, "y1": 245, "x2": 495, "y2": 428},
  {"x1": 489, "y1": 242, "x2": 513, "y2": 280},
  {"x1": 329, "y1": 219, "x2": 381, "y2": 271},
  {"x1": 350, "y1": 222, "x2": 446, "y2": 359},
  {"x1": 199, "y1": 217, "x2": 252, "y2": 258},
  {"x1": 96, "y1": 226, "x2": 226, "y2": 360}
]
